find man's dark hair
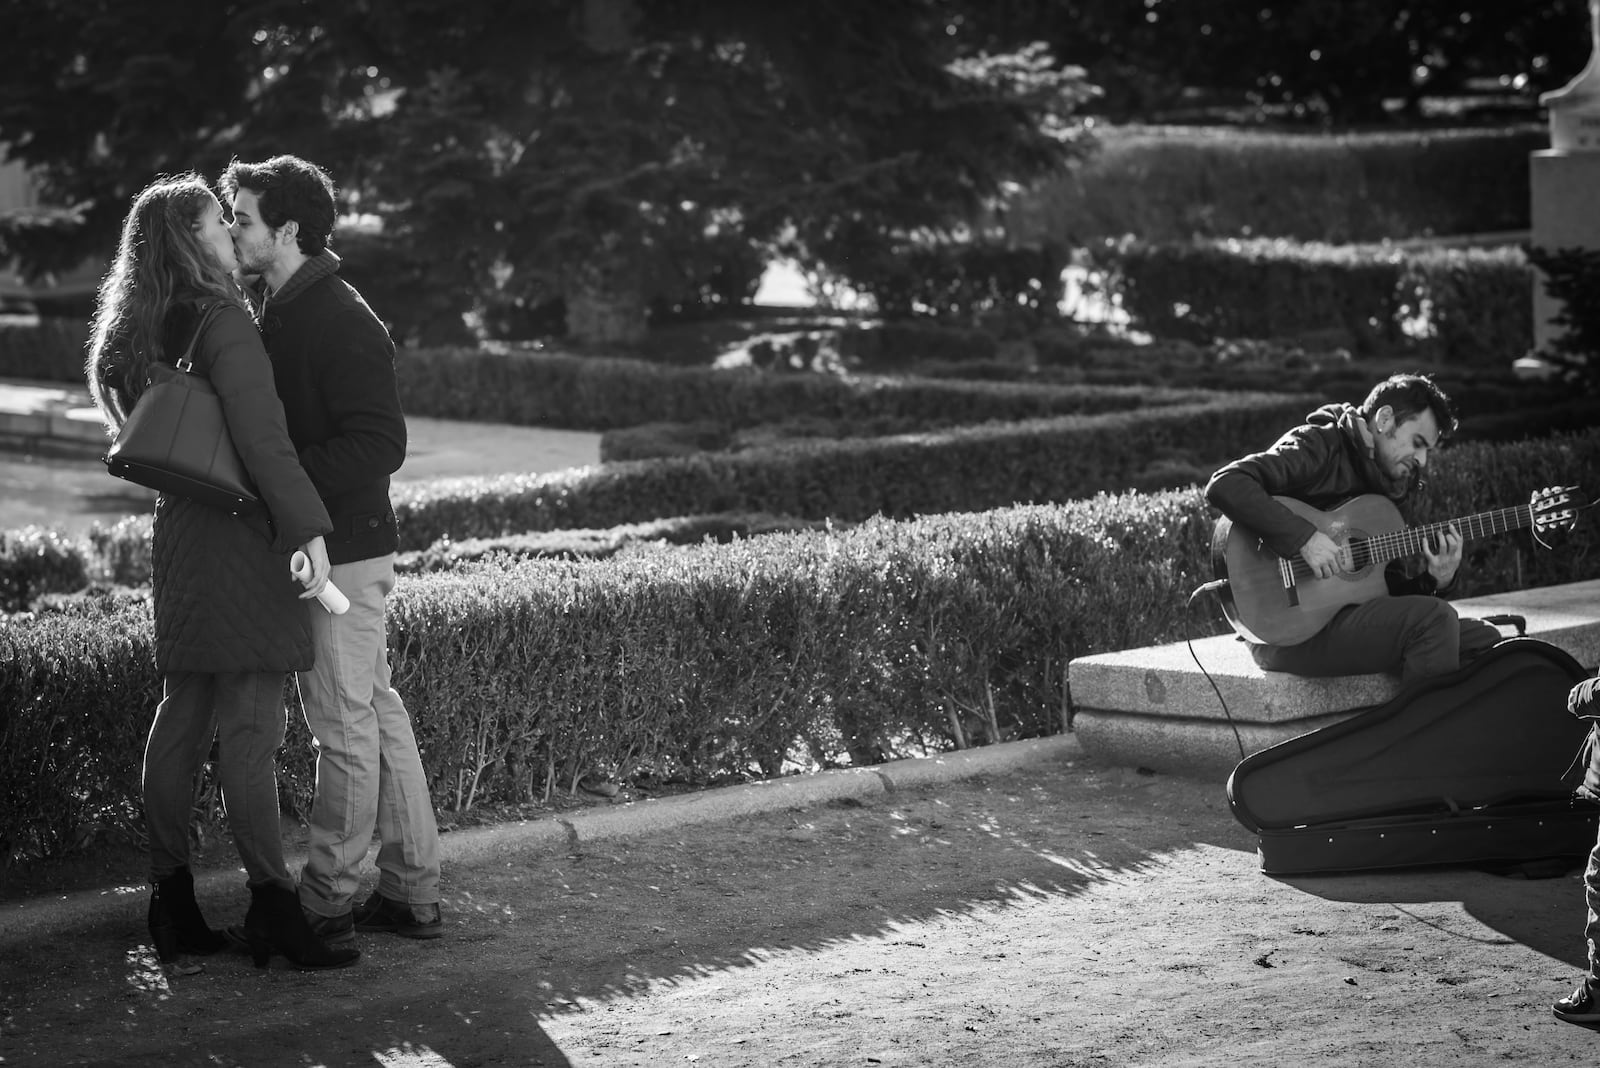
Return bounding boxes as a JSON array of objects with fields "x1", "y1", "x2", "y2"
[
  {"x1": 220, "y1": 155, "x2": 337, "y2": 256},
  {"x1": 1361, "y1": 372, "x2": 1458, "y2": 441}
]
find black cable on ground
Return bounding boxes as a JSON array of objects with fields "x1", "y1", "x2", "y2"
[{"x1": 1186, "y1": 580, "x2": 1246, "y2": 763}]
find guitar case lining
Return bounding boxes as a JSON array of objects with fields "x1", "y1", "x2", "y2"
[{"x1": 1227, "y1": 638, "x2": 1599, "y2": 875}]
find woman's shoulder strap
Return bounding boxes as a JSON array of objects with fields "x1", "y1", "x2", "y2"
[{"x1": 175, "y1": 297, "x2": 238, "y2": 370}]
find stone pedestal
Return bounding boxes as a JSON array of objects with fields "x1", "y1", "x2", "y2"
[
  {"x1": 1531, "y1": 0, "x2": 1600, "y2": 355},
  {"x1": 1530, "y1": 151, "x2": 1600, "y2": 354}
]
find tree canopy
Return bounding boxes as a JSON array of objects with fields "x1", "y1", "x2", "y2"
[
  {"x1": 5, "y1": 0, "x2": 1592, "y2": 343},
  {"x1": 0, "y1": 0, "x2": 1094, "y2": 342},
  {"x1": 998, "y1": 0, "x2": 1596, "y2": 122}
]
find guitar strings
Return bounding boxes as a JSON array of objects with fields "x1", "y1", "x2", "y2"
[{"x1": 1282, "y1": 500, "x2": 1550, "y2": 583}]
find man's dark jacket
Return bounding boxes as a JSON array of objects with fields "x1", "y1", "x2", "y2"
[
  {"x1": 1205, "y1": 401, "x2": 1439, "y2": 598},
  {"x1": 255, "y1": 251, "x2": 405, "y2": 565}
]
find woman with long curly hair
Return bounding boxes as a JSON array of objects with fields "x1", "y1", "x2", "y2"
[{"x1": 86, "y1": 173, "x2": 357, "y2": 971}]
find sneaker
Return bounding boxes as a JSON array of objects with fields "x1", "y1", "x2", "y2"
[
  {"x1": 353, "y1": 891, "x2": 443, "y2": 940},
  {"x1": 304, "y1": 909, "x2": 356, "y2": 946},
  {"x1": 1553, "y1": 979, "x2": 1600, "y2": 1025}
]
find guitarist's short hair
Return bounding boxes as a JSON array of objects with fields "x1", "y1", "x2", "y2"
[{"x1": 1360, "y1": 373, "x2": 1458, "y2": 441}]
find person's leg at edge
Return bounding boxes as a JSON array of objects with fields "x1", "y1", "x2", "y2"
[
  {"x1": 1251, "y1": 596, "x2": 1461, "y2": 684},
  {"x1": 1554, "y1": 828, "x2": 1600, "y2": 1023},
  {"x1": 1586, "y1": 832, "x2": 1600, "y2": 989},
  {"x1": 367, "y1": 556, "x2": 441, "y2": 906},
  {"x1": 212, "y1": 671, "x2": 295, "y2": 890},
  {"x1": 143, "y1": 671, "x2": 219, "y2": 880},
  {"x1": 296, "y1": 558, "x2": 386, "y2": 919}
]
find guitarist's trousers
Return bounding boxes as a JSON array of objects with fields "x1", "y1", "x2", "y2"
[{"x1": 1248, "y1": 594, "x2": 1502, "y2": 686}]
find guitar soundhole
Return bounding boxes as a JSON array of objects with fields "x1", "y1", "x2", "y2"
[{"x1": 1338, "y1": 530, "x2": 1375, "y2": 579}]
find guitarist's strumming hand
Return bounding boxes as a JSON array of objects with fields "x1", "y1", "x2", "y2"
[
  {"x1": 1423, "y1": 523, "x2": 1463, "y2": 587},
  {"x1": 1298, "y1": 531, "x2": 1345, "y2": 580}
]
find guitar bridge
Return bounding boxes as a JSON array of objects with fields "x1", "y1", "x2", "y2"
[{"x1": 1278, "y1": 556, "x2": 1300, "y2": 607}]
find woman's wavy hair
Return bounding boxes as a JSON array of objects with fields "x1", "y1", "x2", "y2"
[{"x1": 85, "y1": 173, "x2": 241, "y2": 429}]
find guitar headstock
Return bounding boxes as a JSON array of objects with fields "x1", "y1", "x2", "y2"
[{"x1": 1531, "y1": 485, "x2": 1586, "y2": 540}]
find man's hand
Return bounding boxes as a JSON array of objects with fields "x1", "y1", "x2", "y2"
[
  {"x1": 1298, "y1": 531, "x2": 1345, "y2": 580},
  {"x1": 1422, "y1": 523, "x2": 1463, "y2": 587},
  {"x1": 296, "y1": 535, "x2": 331, "y2": 600}
]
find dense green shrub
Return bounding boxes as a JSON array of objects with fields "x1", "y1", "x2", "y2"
[
  {"x1": 83, "y1": 515, "x2": 153, "y2": 587},
  {"x1": 842, "y1": 321, "x2": 1002, "y2": 367},
  {"x1": 1528, "y1": 245, "x2": 1600, "y2": 388},
  {"x1": 0, "y1": 527, "x2": 89, "y2": 613},
  {"x1": 1008, "y1": 124, "x2": 1541, "y2": 247},
  {"x1": 1114, "y1": 238, "x2": 1408, "y2": 348},
  {"x1": 1400, "y1": 246, "x2": 1534, "y2": 366},
  {"x1": 844, "y1": 243, "x2": 1065, "y2": 328},
  {"x1": 0, "y1": 593, "x2": 158, "y2": 858},
  {"x1": 1111, "y1": 238, "x2": 1529, "y2": 366},
  {"x1": 600, "y1": 420, "x2": 737, "y2": 462}
]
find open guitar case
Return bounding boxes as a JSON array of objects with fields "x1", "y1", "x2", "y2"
[{"x1": 1227, "y1": 629, "x2": 1600, "y2": 876}]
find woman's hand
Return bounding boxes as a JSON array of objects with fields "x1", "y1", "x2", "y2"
[{"x1": 296, "y1": 535, "x2": 331, "y2": 600}]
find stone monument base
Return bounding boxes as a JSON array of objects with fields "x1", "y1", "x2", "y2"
[{"x1": 1530, "y1": 149, "x2": 1600, "y2": 354}]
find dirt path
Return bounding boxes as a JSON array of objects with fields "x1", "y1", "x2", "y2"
[{"x1": 2, "y1": 761, "x2": 1596, "y2": 1067}]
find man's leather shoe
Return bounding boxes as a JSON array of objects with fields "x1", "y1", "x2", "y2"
[
  {"x1": 353, "y1": 892, "x2": 443, "y2": 940},
  {"x1": 304, "y1": 909, "x2": 356, "y2": 945}
]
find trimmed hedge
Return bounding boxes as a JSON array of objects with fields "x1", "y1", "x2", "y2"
[
  {"x1": 0, "y1": 394, "x2": 1307, "y2": 601},
  {"x1": 842, "y1": 243, "x2": 1064, "y2": 326},
  {"x1": 388, "y1": 393, "x2": 1316, "y2": 549},
  {"x1": 395, "y1": 513, "x2": 830, "y2": 573},
  {"x1": 0, "y1": 527, "x2": 88, "y2": 614},
  {"x1": 10, "y1": 385, "x2": 1583, "y2": 602},
  {"x1": 1009, "y1": 124, "x2": 1541, "y2": 247},
  {"x1": 1111, "y1": 238, "x2": 1530, "y2": 365},
  {"x1": 6, "y1": 428, "x2": 1598, "y2": 859},
  {"x1": 0, "y1": 315, "x2": 88, "y2": 382},
  {"x1": 395, "y1": 346, "x2": 1226, "y2": 431}
]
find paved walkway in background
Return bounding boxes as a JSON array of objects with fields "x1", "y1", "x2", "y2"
[{"x1": 0, "y1": 376, "x2": 603, "y2": 535}]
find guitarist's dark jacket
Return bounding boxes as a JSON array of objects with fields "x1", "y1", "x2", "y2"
[{"x1": 1204, "y1": 402, "x2": 1444, "y2": 598}]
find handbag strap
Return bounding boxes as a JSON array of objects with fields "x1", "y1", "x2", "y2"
[{"x1": 173, "y1": 300, "x2": 227, "y2": 374}]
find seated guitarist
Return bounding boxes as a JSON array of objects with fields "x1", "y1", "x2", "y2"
[{"x1": 1205, "y1": 372, "x2": 1500, "y2": 684}]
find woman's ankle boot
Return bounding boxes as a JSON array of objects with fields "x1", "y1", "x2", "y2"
[
  {"x1": 148, "y1": 868, "x2": 228, "y2": 963},
  {"x1": 242, "y1": 884, "x2": 360, "y2": 970}
]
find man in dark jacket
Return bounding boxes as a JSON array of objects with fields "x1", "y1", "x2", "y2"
[
  {"x1": 1205, "y1": 372, "x2": 1499, "y2": 684},
  {"x1": 223, "y1": 155, "x2": 443, "y2": 941}
]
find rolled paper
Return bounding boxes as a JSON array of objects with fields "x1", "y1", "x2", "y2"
[{"x1": 289, "y1": 550, "x2": 350, "y2": 615}]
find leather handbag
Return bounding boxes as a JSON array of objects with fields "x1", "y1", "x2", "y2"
[{"x1": 104, "y1": 301, "x2": 261, "y2": 514}]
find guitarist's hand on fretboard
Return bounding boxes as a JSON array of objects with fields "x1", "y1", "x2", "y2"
[
  {"x1": 1422, "y1": 522, "x2": 1463, "y2": 586},
  {"x1": 1298, "y1": 531, "x2": 1344, "y2": 580}
]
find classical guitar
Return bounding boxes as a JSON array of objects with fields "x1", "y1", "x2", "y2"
[{"x1": 1211, "y1": 487, "x2": 1584, "y2": 646}]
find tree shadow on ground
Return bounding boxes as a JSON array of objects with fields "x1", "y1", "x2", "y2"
[
  {"x1": 4, "y1": 761, "x2": 1588, "y2": 1066},
  {"x1": 1282, "y1": 861, "x2": 1591, "y2": 972}
]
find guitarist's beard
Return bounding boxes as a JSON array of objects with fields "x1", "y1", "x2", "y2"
[{"x1": 1343, "y1": 407, "x2": 1417, "y2": 500}]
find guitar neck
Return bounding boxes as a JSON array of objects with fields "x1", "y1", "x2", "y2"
[{"x1": 1366, "y1": 504, "x2": 1533, "y2": 566}]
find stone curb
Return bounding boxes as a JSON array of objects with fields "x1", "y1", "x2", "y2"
[{"x1": 0, "y1": 734, "x2": 1082, "y2": 944}]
